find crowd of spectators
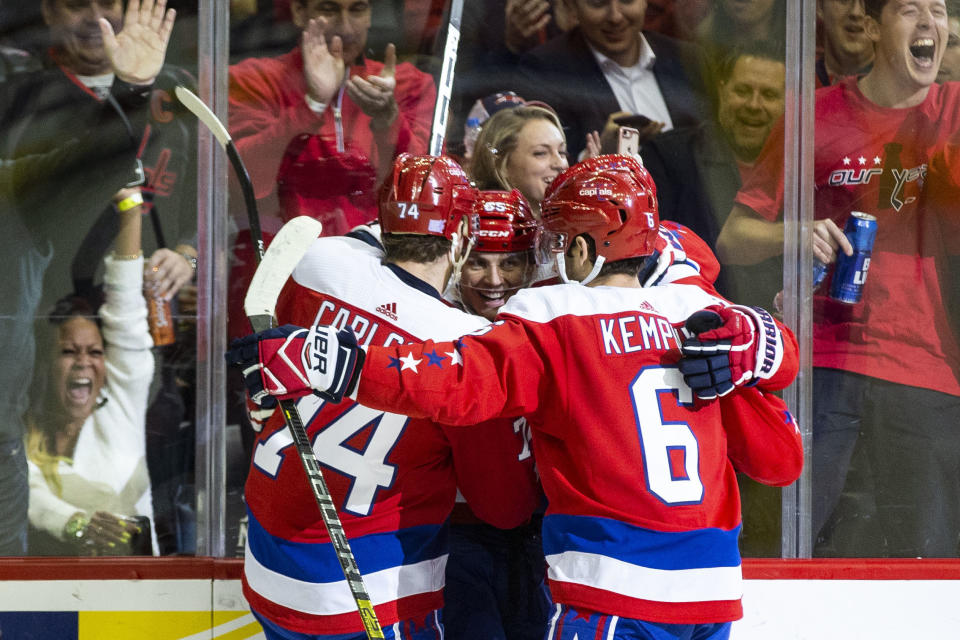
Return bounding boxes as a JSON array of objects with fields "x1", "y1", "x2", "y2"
[{"x1": 1, "y1": 0, "x2": 958, "y2": 570}]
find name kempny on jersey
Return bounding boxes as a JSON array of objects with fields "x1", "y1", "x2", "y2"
[{"x1": 598, "y1": 308, "x2": 681, "y2": 356}]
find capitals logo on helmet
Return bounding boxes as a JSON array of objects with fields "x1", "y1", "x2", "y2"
[
  {"x1": 541, "y1": 166, "x2": 659, "y2": 264},
  {"x1": 473, "y1": 189, "x2": 541, "y2": 254},
  {"x1": 378, "y1": 154, "x2": 478, "y2": 240},
  {"x1": 547, "y1": 153, "x2": 656, "y2": 200}
]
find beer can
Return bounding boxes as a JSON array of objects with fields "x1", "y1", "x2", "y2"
[
  {"x1": 145, "y1": 281, "x2": 176, "y2": 346},
  {"x1": 813, "y1": 259, "x2": 829, "y2": 290},
  {"x1": 829, "y1": 211, "x2": 877, "y2": 304}
]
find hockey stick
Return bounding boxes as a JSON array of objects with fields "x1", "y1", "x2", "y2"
[
  {"x1": 429, "y1": 0, "x2": 464, "y2": 156},
  {"x1": 175, "y1": 86, "x2": 385, "y2": 639}
]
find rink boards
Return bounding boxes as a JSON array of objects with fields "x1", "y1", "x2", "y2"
[{"x1": 0, "y1": 558, "x2": 959, "y2": 638}]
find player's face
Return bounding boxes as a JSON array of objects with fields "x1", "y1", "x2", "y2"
[
  {"x1": 460, "y1": 251, "x2": 535, "y2": 319},
  {"x1": 293, "y1": 0, "x2": 371, "y2": 63},
  {"x1": 937, "y1": 16, "x2": 960, "y2": 81},
  {"x1": 868, "y1": 0, "x2": 948, "y2": 90},
  {"x1": 717, "y1": 55, "x2": 785, "y2": 163},
  {"x1": 51, "y1": 317, "x2": 106, "y2": 424},
  {"x1": 818, "y1": 0, "x2": 874, "y2": 68},
  {"x1": 504, "y1": 118, "x2": 568, "y2": 208},
  {"x1": 570, "y1": 0, "x2": 646, "y2": 66},
  {"x1": 43, "y1": 0, "x2": 123, "y2": 75}
]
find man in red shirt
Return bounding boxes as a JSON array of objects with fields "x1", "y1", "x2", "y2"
[
  {"x1": 228, "y1": 0, "x2": 436, "y2": 235},
  {"x1": 718, "y1": 0, "x2": 960, "y2": 557}
]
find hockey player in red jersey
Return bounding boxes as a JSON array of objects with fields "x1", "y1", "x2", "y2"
[
  {"x1": 444, "y1": 189, "x2": 552, "y2": 639},
  {"x1": 227, "y1": 154, "x2": 540, "y2": 638},
  {"x1": 231, "y1": 161, "x2": 804, "y2": 639}
]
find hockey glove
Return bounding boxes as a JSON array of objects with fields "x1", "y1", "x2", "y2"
[
  {"x1": 226, "y1": 324, "x2": 365, "y2": 405},
  {"x1": 245, "y1": 392, "x2": 275, "y2": 432},
  {"x1": 678, "y1": 304, "x2": 784, "y2": 400}
]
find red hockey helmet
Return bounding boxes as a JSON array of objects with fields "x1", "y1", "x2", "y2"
[
  {"x1": 472, "y1": 189, "x2": 541, "y2": 254},
  {"x1": 378, "y1": 154, "x2": 478, "y2": 240},
  {"x1": 540, "y1": 167, "x2": 659, "y2": 264},
  {"x1": 546, "y1": 153, "x2": 657, "y2": 201}
]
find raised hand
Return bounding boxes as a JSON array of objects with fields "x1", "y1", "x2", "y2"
[
  {"x1": 100, "y1": 0, "x2": 176, "y2": 86},
  {"x1": 505, "y1": 0, "x2": 552, "y2": 54},
  {"x1": 599, "y1": 111, "x2": 664, "y2": 153},
  {"x1": 346, "y1": 44, "x2": 398, "y2": 129},
  {"x1": 303, "y1": 17, "x2": 346, "y2": 105},
  {"x1": 145, "y1": 248, "x2": 194, "y2": 301}
]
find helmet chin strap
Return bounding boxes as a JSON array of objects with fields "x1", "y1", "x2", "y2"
[
  {"x1": 555, "y1": 253, "x2": 605, "y2": 285},
  {"x1": 446, "y1": 216, "x2": 475, "y2": 294}
]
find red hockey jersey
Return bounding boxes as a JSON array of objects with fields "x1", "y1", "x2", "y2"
[
  {"x1": 242, "y1": 235, "x2": 540, "y2": 634},
  {"x1": 357, "y1": 283, "x2": 802, "y2": 623}
]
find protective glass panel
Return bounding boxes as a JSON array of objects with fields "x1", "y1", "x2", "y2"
[
  {"x1": 807, "y1": 0, "x2": 960, "y2": 559},
  {"x1": 0, "y1": 0, "x2": 199, "y2": 557},
  {"x1": 223, "y1": 0, "x2": 462, "y2": 558},
  {"x1": 450, "y1": 0, "x2": 792, "y2": 557}
]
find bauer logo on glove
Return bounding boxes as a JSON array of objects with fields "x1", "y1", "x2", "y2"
[{"x1": 226, "y1": 324, "x2": 365, "y2": 405}]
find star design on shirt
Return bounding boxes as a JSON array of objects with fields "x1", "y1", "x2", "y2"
[
  {"x1": 426, "y1": 349, "x2": 446, "y2": 368},
  {"x1": 445, "y1": 348, "x2": 463, "y2": 366},
  {"x1": 399, "y1": 352, "x2": 422, "y2": 373},
  {"x1": 386, "y1": 356, "x2": 401, "y2": 371},
  {"x1": 784, "y1": 410, "x2": 800, "y2": 434},
  {"x1": 842, "y1": 157, "x2": 851, "y2": 165},
  {"x1": 874, "y1": 156, "x2": 882, "y2": 165},
  {"x1": 858, "y1": 156, "x2": 867, "y2": 165}
]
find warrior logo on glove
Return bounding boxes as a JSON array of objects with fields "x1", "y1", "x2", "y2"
[{"x1": 678, "y1": 304, "x2": 785, "y2": 400}]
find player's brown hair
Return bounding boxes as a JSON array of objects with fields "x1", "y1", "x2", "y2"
[{"x1": 382, "y1": 233, "x2": 451, "y2": 264}]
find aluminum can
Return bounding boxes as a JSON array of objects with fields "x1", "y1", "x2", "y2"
[
  {"x1": 829, "y1": 211, "x2": 877, "y2": 304},
  {"x1": 812, "y1": 259, "x2": 829, "y2": 290},
  {"x1": 145, "y1": 281, "x2": 176, "y2": 346}
]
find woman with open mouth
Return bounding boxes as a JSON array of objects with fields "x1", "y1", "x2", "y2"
[{"x1": 25, "y1": 187, "x2": 158, "y2": 557}]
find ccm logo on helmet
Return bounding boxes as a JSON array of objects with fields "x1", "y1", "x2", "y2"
[
  {"x1": 579, "y1": 187, "x2": 613, "y2": 197},
  {"x1": 476, "y1": 229, "x2": 512, "y2": 238}
]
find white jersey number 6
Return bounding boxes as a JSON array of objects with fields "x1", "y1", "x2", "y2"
[{"x1": 631, "y1": 366, "x2": 704, "y2": 505}]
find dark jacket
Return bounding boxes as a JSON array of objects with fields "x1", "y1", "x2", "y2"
[{"x1": 518, "y1": 28, "x2": 708, "y2": 157}]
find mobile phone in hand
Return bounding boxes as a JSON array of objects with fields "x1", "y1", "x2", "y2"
[
  {"x1": 614, "y1": 114, "x2": 653, "y2": 129},
  {"x1": 618, "y1": 126, "x2": 640, "y2": 157}
]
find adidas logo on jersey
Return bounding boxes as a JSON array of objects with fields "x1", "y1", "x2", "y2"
[
  {"x1": 639, "y1": 301, "x2": 657, "y2": 313},
  {"x1": 376, "y1": 302, "x2": 398, "y2": 320}
]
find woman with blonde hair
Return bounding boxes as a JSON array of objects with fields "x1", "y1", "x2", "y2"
[{"x1": 468, "y1": 104, "x2": 569, "y2": 216}]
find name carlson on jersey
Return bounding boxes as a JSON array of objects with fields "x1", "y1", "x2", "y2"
[
  {"x1": 315, "y1": 299, "x2": 406, "y2": 348},
  {"x1": 599, "y1": 312, "x2": 681, "y2": 356}
]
